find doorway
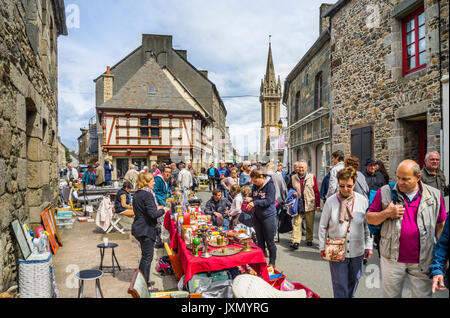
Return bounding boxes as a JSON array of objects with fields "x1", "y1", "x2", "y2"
[{"x1": 116, "y1": 158, "x2": 129, "y2": 180}]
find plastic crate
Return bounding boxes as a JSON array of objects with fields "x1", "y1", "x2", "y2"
[{"x1": 57, "y1": 211, "x2": 73, "y2": 218}]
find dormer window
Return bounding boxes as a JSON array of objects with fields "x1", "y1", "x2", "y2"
[{"x1": 147, "y1": 86, "x2": 156, "y2": 96}]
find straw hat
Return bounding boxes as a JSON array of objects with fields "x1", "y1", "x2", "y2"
[{"x1": 232, "y1": 274, "x2": 307, "y2": 298}]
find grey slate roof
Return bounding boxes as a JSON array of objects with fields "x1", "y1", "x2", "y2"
[{"x1": 97, "y1": 56, "x2": 199, "y2": 113}]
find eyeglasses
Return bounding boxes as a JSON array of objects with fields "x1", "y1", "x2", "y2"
[{"x1": 339, "y1": 184, "x2": 354, "y2": 189}]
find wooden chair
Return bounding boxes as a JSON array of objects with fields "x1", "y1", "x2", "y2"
[
  {"x1": 128, "y1": 270, "x2": 150, "y2": 298},
  {"x1": 128, "y1": 269, "x2": 201, "y2": 298},
  {"x1": 164, "y1": 243, "x2": 184, "y2": 282}
]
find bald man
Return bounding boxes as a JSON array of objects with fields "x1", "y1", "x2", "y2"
[{"x1": 367, "y1": 160, "x2": 447, "y2": 298}]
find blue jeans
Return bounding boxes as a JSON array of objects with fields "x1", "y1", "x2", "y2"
[
  {"x1": 254, "y1": 215, "x2": 277, "y2": 265},
  {"x1": 211, "y1": 214, "x2": 230, "y2": 228},
  {"x1": 208, "y1": 176, "x2": 216, "y2": 190},
  {"x1": 329, "y1": 255, "x2": 364, "y2": 298}
]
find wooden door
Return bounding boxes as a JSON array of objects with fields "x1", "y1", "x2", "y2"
[{"x1": 351, "y1": 126, "x2": 373, "y2": 172}]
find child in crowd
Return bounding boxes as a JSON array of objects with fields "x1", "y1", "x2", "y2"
[
  {"x1": 236, "y1": 185, "x2": 256, "y2": 241},
  {"x1": 240, "y1": 185, "x2": 254, "y2": 213},
  {"x1": 227, "y1": 184, "x2": 243, "y2": 229}
]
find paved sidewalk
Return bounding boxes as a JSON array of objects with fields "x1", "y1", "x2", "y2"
[{"x1": 53, "y1": 215, "x2": 177, "y2": 298}]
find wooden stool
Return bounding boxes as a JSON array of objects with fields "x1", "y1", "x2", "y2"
[
  {"x1": 97, "y1": 243, "x2": 121, "y2": 277},
  {"x1": 76, "y1": 269, "x2": 104, "y2": 298}
]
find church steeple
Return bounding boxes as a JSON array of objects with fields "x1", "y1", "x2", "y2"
[
  {"x1": 260, "y1": 37, "x2": 282, "y2": 99},
  {"x1": 259, "y1": 36, "x2": 282, "y2": 159},
  {"x1": 265, "y1": 41, "x2": 276, "y2": 87}
]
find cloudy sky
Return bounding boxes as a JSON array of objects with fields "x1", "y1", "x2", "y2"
[{"x1": 58, "y1": 0, "x2": 336, "y2": 156}]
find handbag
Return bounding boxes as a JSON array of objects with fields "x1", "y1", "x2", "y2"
[{"x1": 323, "y1": 198, "x2": 354, "y2": 262}]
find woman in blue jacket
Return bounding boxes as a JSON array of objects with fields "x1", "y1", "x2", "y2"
[
  {"x1": 246, "y1": 169, "x2": 277, "y2": 266},
  {"x1": 430, "y1": 215, "x2": 449, "y2": 293},
  {"x1": 104, "y1": 160, "x2": 114, "y2": 186}
]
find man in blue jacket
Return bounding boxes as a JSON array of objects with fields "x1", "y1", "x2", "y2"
[
  {"x1": 104, "y1": 160, "x2": 114, "y2": 186},
  {"x1": 217, "y1": 160, "x2": 231, "y2": 195},
  {"x1": 430, "y1": 215, "x2": 449, "y2": 293},
  {"x1": 207, "y1": 163, "x2": 219, "y2": 191},
  {"x1": 153, "y1": 167, "x2": 172, "y2": 248}
]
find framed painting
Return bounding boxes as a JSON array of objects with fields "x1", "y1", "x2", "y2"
[{"x1": 11, "y1": 219, "x2": 32, "y2": 260}]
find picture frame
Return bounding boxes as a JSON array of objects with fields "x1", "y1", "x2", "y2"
[
  {"x1": 49, "y1": 205, "x2": 63, "y2": 246},
  {"x1": 11, "y1": 219, "x2": 32, "y2": 260},
  {"x1": 41, "y1": 209, "x2": 59, "y2": 254}
]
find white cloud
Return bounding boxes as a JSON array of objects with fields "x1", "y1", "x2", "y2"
[{"x1": 58, "y1": 0, "x2": 336, "y2": 155}]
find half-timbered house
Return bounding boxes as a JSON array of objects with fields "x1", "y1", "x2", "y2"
[{"x1": 94, "y1": 34, "x2": 228, "y2": 179}]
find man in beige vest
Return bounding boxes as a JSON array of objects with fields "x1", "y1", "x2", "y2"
[
  {"x1": 124, "y1": 164, "x2": 139, "y2": 189},
  {"x1": 95, "y1": 162, "x2": 105, "y2": 186},
  {"x1": 367, "y1": 160, "x2": 447, "y2": 298},
  {"x1": 290, "y1": 160, "x2": 321, "y2": 249}
]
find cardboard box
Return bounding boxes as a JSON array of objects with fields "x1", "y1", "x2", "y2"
[{"x1": 181, "y1": 225, "x2": 192, "y2": 240}]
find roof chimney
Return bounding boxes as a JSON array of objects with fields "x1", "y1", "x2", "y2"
[
  {"x1": 102, "y1": 66, "x2": 114, "y2": 103},
  {"x1": 145, "y1": 50, "x2": 154, "y2": 62},
  {"x1": 319, "y1": 3, "x2": 334, "y2": 35}
]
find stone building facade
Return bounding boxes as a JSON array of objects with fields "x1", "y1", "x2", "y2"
[
  {"x1": 324, "y1": 0, "x2": 449, "y2": 177},
  {"x1": 77, "y1": 127, "x2": 90, "y2": 164},
  {"x1": 93, "y1": 34, "x2": 228, "y2": 178},
  {"x1": 282, "y1": 4, "x2": 333, "y2": 182},
  {"x1": 0, "y1": 0, "x2": 67, "y2": 291},
  {"x1": 260, "y1": 42, "x2": 282, "y2": 161}
]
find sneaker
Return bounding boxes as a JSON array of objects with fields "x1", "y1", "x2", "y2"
[
  {"x1": 290, "y1": 243, "x2": 299, "y2": 250},
  {"x1": 306, "y1": 242, "x2": 313, "y2": 247}
]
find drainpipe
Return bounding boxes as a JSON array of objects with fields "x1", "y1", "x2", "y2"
[
  {"x1": 438, "y1": 0, "x2": 443, "y2": 142},
  {"x1": 328, "y1": 23, "x2": 333, "y2": 164}
]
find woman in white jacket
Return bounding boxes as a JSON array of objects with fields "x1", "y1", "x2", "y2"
[{"x1": 318, "y1": 166, "x2": 373, "y2": 298}]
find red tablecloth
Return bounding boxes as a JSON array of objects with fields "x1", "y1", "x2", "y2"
[{"x1": 163, "y1": 211, "x2": 269, "y2": 286}]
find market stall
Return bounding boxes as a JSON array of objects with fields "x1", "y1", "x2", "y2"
[{"x1": 163, "y1": 191, "x2": 269, "y2": 287}]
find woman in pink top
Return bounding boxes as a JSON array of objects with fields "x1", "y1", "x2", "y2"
[
  {"x1": 221, "y1": 167, "x2": 239, "y2": 198},
  {"x1": 152, "y1": 164, "x2": 162, "y2": 177}
]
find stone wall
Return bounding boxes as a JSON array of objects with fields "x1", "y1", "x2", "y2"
[
  {"x1": 329, "y1": 0, "x2": 445, "y2": 178},
  {"x1": 285, "y1": 29, "x2": 331, "y2": 179},
  {"x1": 0, "y1": 0, "x2": 64, "y2": 292}
]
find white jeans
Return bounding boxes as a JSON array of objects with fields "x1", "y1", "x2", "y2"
[{"x1": 380, "y1": 256, "x2": 432, "y2": 298}]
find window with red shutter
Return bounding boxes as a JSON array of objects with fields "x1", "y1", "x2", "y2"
[{"x1": 402, "y1": 7, "x2": 426, "y2": 76}]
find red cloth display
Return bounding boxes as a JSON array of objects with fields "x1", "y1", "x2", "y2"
[{"x1": 163, "y1": 211, "x2": 269, "y2": 286}]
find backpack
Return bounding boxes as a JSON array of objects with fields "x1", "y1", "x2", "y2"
[
  {"x1": 367, "y1": 182, "x2": 397, "y2": 256},
  {"x1": 156, "y1": 256, "x2": 173, "y2": 275}
]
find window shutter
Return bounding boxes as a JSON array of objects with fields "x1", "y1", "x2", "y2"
[{"x1": 351, "y1": 126, "x2": 373, "y2": 172}]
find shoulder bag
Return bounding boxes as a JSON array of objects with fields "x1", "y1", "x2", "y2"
[{"x1": 323, "y1": 198, "x2": 354, "y2": 262}]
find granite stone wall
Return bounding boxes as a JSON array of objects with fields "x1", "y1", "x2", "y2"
[
  {"x1": 0, "y1": 0, "x2": 62, "y2": 291},
  {"x1": 329, "y1": 0, "x2": 446, "y2": 178}
]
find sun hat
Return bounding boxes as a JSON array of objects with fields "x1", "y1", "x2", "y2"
[{"x1": 232, "y1": 274, "x2": 307, "y2": 298}]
